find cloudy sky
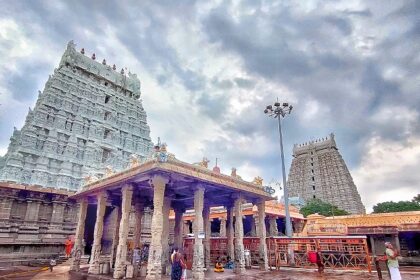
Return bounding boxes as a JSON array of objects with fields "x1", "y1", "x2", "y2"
[{"x1": 0, "y1": 0, "x2": 418, "y2": 212}]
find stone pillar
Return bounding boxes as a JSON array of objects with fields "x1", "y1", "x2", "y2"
[
  {"x1": 203, "y1": 204, "x2": 211, "y2": 268},
  {"x1": 113, "y1": 185, "x2": 134, "y2": 279},
  {"x1": 394, "y1": 234, "x2": 401, "y2": 252},
  {"x1": 25, "y1": 200, "x2": 41, "y2": 221},
  {"x1": 192, "y1": 187, "x2": 205, "y2": 280},
  {"x1": 234, "y1": 195, "x2": 246, "y2": 274},
  {"x1": 146, "y1": 175, "x2": 168, "y2": 280},
  {"x1": 0, "y1": 197, "x2": 13, "y2": 219},
  {"x1": 70, "y1": 198, "x2": 88, "y2": 271},
  {"x1": 51, "y1": 201, "x2": 66, "y2": 223},
  {"x1": 161, "y1": 197, "x2": 171, "y2": 275},
  {"x1": 370, "y1": 236, "x2": 376, "y2": 256},
  {"x1": 88, "y1": 192, "x2": 107, "y2": 275},
  {"x1": 183, "y1": 221, "x2": 190, "y2": 236},
  {"x1": 226, "y1": 205, "x2": 235, "y2": 260},
  {"x1": 250, "y1": 215, "x2": 256, "y2": 237},
  {"x1": 110, "y1": 205, "x2": 122, "y2": 269},
  {"x1": 257, "y1": 201, "x2": 269, "y2": 270},
  {"x1": 219, "y1": 217, "x2": 227, "y2": 237},
  {"x1": 269, "y1": 216, "x2": 278, "y2": 236},
  {"x1": 133, "y1": 202, "x2": 144, "y2": 249},
  {"x1": 253, "y1": 214, "x2": 259, "y2": 236},
  {"x1": 174, "y1": 207, "x2": 184, "y2": 249}
]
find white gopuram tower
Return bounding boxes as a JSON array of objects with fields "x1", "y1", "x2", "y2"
[
  {"x1": 287, "y1": 133, "x2": 365, "y2": 214},
  {"x1": 0, "y1": 41, "x2": 153, "y2": 190}
]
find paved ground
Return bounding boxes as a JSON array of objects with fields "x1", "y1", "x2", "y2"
[{"x1": 1, "y1": 264, "x2": 420, "y2": 280}]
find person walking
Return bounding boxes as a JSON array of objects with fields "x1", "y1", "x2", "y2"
[
  {"x1": 385, "y1": 242, "x2": 401, "y2": 280},
  {"x1": 49, "y1": 257, "x2": 56, "y2": 272},
  {"x1": 171, "y1": 247, "x2": 186, "y2": 280}
]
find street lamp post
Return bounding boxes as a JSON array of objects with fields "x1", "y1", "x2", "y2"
[{"x1": 264, "y1": 101, "x2": 293, "y2": 237}]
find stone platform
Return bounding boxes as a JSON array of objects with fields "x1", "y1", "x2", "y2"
[
  {"x1": 2, "y1": 264, "x2": 420, "y2": 280},
  {"x1": 68, "y1": 267, "x2": 420, "y2": 280}
]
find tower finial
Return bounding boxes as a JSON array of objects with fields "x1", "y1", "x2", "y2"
[
  {"x1": 91, "y1": 53, "x2": 96, "y2": 60},
  {"x1": 80, "y1": 48, "x2": 85, "y2": 54},
  {"x1": 113, "y1": 64, "x2": 116, "y2": 70},
  {"x1": 102, "y1": 59, "x2": 106, "y2": 65}
]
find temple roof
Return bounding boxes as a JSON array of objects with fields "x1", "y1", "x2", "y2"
[{"x1": 71, "y1": 157, "x2": 274, "y2": 208}]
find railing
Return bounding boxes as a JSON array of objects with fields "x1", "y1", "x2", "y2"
[{"x1": 183, "y1": 236, "x2": 371, "y2": 272}]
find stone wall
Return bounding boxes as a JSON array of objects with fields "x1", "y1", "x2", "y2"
[{"x1": 0, "y1": 183, "x2": 77, "y2": 263}]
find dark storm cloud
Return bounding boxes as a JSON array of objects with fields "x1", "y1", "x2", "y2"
[
  {"x1": 7, "y1": 63, "x2": 51, "y2": 102},
  {"x1": 201, "y1": 1, "x2": 419, "y2": 141},
  {"x1": 196, "y1": 93, "x2": 229, "y2": 120},
  {"x1": 211, "y1": 78, "x2": 234, "y2": 90},
  {"x1": 342, "y1": 9, "x2": 372, "y2": 17},
  {"x1": 234, "y1": 78, "x2": 256, "y2": 89}
]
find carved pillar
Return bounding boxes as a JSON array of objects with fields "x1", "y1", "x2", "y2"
[
  {"x1": 192, "y1": 187, "x2": 205, "y2": 280},
  {"x1": 234, "y1": 195, "x2": 246, "y2": 274},
  {"x1": 0, "y1": 197, "x2": 13, "y2": 219},
  {"x1": 161, "y1": 197, "x2": 171, "y2": 275},
  {"x1": 113, "y1": 185, "x2": 134, "y2": 279},
  {"x1": 269, "y1": 216, "x2": 278, "y2": 236},
  {"x1": 203, "y1": 204, "x2": 211, "y2": 268},
  {"x1": 174, "y1": 207, "x2": 184, "y2": 249},
  {"x1": 25, "y1": 200, "x2": 41, "y2": 221},
  {"x1": 226, "y1": 205, "x2": 235, "y2": 260},
  {"x1": 250, "y1": 215, "x2": 256, "y2": 237},
  {"x1": 146, "y1": 175, "x2": 168, "y2": 280},
  {"x1": 370, "y1": 236, "x2": 376, "y2": 256},
  {"x1": 110, "y1": 205, "x2": 122, "y2": 269},
  {"x1": 220, "y1": 217, "x2": 227, "y2": 237},
  {"x1": 88, "y1": 192, "x2": 107, "y2": 275},
  {"x1": 183, "y1": 221, "x2": 190, "y2": 236},
  {"x1": 254, "y1": 214, "x2": 259, "y2": 236},
  {"x1": 257, "y1": 200, "x2": 269, "y2": 270},
  {"x1": 394, "y1": 234, "x2": 401, "y2": 252},
  {"x1": 51, "y1": 200, "x2": 66, "y2": 223},
  {"x1": 133, "y1": 202, "x2": 144, "y2": 249},
  {"x1": 70, "y1": 198, "x2": 88, "y2": 271}
]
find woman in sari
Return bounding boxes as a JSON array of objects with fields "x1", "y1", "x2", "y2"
[
  {"x1": 171, "y1": 247, "x2": 186, "y2": 280},
  {"x1": 214, "y1": 257, "x2": 224, "y2": 273}
]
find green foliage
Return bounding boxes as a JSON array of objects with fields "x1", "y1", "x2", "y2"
[
  {"x1": 373, "y1": 199, "x2": 420, "y2": 213},
  {"x1": 412, "y1": 194, "x2": 420, "y2": 203},
  {"x1": 299, "y1": 198, "x2": 349, "y2": 217}
]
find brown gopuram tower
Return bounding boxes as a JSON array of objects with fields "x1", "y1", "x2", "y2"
[{"x1": 287, "y1": 133, "x2": 365, "y2": 214}]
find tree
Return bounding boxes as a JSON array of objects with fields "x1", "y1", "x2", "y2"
[
  {"x1": 412, "y1": 194, "x2": 420, "y2": 203},
  {"x1": 300, "y1": 198, "x2": 349, "y2": 217},
  {"x1": 373, "y1": 199, "x2": 420, "y2": 213}
]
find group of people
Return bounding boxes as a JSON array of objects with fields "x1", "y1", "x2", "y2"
[
  {"x1": 214, "y1": 256, "x2": 234, "y2": 272},
  {"x1": 170, "y1": 248, "x2": 235, "y2": 279}
]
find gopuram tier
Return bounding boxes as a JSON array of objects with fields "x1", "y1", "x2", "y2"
[{"x1": 0, "y1": 41, "x2": 153, "y2": 191}]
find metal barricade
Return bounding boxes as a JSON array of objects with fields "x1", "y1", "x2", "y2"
[{"x1": 183, "y1": 236, "x2": 371, "y2": 272}]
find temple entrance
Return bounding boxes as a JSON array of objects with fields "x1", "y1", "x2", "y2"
[{"x1": 84, "y1": 204, "x2": 97, "y2": 256}]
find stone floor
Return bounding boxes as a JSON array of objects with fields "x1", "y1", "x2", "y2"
[{"x1": 1, "y1": 264, "x2": 420, "y2": 280}]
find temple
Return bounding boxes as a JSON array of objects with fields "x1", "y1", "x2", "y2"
[
  {"x1": 69, "y1": 146, "x2": 275, "y2": 279},
  {"x1": 0, "y1": 41, "x2": 153, "y2": 191},
  {"x1": 302, "y1": 211, "x2": 420, "y2": 265},
  {"x1": 287, "y1": 133, "x2": 365, "y2": 214}
]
